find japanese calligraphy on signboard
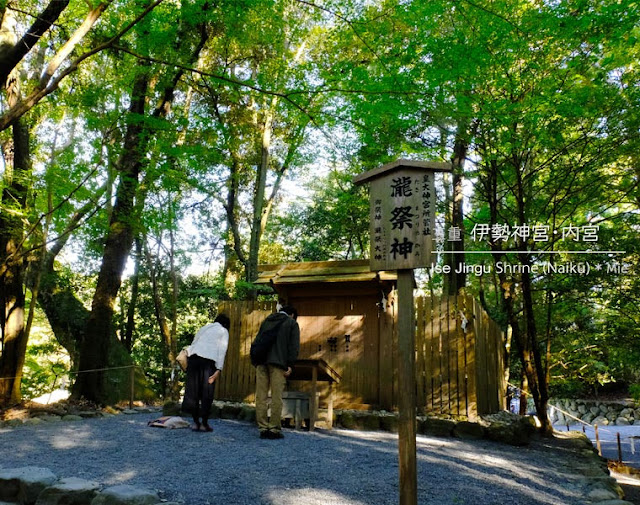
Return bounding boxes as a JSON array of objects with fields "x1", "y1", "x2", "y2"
[
  {"x1": 370, "y1": 169, "x2": 435, "y2": 270},
  {"x1": 354, "y1": 160, "x2": 451, "y2": 271}
]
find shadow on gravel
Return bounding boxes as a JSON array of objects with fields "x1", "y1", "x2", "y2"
[{"x1": 0, "y1": 415, "x2": 600, "y2": 504}]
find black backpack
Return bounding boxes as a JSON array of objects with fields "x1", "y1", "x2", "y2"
[{"x1": 250, "y1": 319, "x2": 285, "y2": 367}]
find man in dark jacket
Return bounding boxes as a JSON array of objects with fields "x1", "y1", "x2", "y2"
[{"x1": 255, "y1": 305, "x2": 300, "y2": 439}]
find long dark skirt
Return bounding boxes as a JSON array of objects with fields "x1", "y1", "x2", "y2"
[{"x1": 182, "y1": 355, "x2": 217, "y2": 424}]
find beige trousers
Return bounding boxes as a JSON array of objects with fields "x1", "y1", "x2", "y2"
[{"x1": 255, "y1": 364, "x2": 287, "y2": 432}]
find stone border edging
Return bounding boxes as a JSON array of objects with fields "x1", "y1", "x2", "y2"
[{"x1": 0, "y1": 467, "x2": 170, "y2": 505}]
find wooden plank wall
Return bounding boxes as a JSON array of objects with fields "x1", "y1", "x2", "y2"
[
  {"x1": 414, "y1": 294, "x2": 506, "y2": 418},
  {"x1": 217, "y1": 295, "x2": 505, "y2": 418},
  {"x1": 215, "y1": 300, "x2": 276, "y2": 402}
]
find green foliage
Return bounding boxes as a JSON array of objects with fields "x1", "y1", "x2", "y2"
[
  {"x1": 20, "y1": 307, "x2": 70, "y2": 401},
  {"x1": 630, "y1": 385, "x2": 640, "y2": 403},
  {"x1": 269, "y1": 168, "x2": 369, "y2": 261}
]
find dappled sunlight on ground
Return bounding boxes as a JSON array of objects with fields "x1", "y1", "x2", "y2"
[
  {"x1": 107, "y1": 470, "x2": 140, "y2": 485},
  {"x1": 266, "y1": 487, "x2": 369, "y2": 505}
]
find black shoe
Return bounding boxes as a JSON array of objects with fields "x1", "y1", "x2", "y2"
[
  {"x1": 259, "y1": 430, "x2": 270, "y2": 439},
  {"x1": 269, "y1": 430, "x2": 284, "y2": 439}
]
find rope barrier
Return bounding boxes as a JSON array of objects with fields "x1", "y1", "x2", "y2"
[
  {"x1": 0, "y1": 362, "x2": 185, "y2": 382},
  {"x1": 0, "y1": 363, "x2": 140, "y2": 382}
]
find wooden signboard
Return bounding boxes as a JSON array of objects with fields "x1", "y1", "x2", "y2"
[
  {"x1": 355, "y1": 159, "x2": 449, "y2": 271},
  {"x1": 354, "y1": 159, "x2": 452, "y2": 505}
]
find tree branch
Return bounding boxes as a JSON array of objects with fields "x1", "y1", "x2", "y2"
[
  {"x1": 0, "y1": 0, "x2": 70, "y2": 88},
  {"x1": 0, "y1": 0, "x2": 164, "y2": 132}
]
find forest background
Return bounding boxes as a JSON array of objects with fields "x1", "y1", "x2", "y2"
[{"x1": 1, "y1": 0, "x2": 639, "y2": 435}]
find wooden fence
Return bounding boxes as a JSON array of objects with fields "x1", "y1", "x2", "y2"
[{"x1": 215, "y1": 295, "x2": 505, "y2": 419}]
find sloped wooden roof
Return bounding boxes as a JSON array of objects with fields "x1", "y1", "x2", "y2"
[
  {"x1": 352, "y1": 159, "x2": 452, "y2": 185},
  {"x1": 255, "y1": 259, "x2": 397, "y2": 287}
]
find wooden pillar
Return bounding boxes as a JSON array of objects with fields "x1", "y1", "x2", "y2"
[
  {"x1": 397, "y1": 269, "x2": 417, "y2": 505},
  {"x1": 328, "y1": 381, "x2": 334, "y2": 430},
  {"x1": 309, "y1": 365, "x2": 318, "y2": 431}
]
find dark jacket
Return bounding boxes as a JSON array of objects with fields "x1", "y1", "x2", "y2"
[{"x1": 259, "y1": 312, "x2": 300, "y2": 369}]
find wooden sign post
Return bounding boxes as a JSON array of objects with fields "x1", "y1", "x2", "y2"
[{"x1": 354, "y1": 159, "x2": 451, "y2": 505}]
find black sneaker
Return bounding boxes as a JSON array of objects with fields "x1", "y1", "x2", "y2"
[
  {"x1": 259, "y1": 430, "x2": 270, "y2": 439},
  {"x1": 269, "y1": 430, "x2": 284, "y2": 439}
]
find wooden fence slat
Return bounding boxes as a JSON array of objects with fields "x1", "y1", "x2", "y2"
[
  {"x1": 392, "y1": 296, "x2": 399, "y2": 408},
  {"x1": 416, "y1": 296, "x2": 426, "y2": 414},
  {"x1": 495, "y1": 320, "x2": 506, "y2": 410},
  {"x1": 432, "y1": 298, "x2": 442, "y2": 414},
  {"x1": 464, "y1": 295, "x2": 477, "y2": 420},
  {"x1": 456, "y1": 294, "x2": 466, "y2": 418},
  {"x1": 442, "y1": 297, "x2": 452, "y2": 415},
  {"x1": 379, "y1": 297, "x2": 394, "y2": 410},
  {"x1": 425, "y1": 296, "x2": 433, "y2": 414},
  {"x1": 476, "y1": 298, "x2": 489, "y2": 415},
  {"x1": 447, "y1": 295, "x2": 458, "y2": 416},
  {"x1": 216, "y1": 301, "x2": 228, "y2": 398}
]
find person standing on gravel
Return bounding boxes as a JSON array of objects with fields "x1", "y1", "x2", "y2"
[
  {"x1": 182, "y1": 314, "x2": 230, "y2": 432},
  {"x1": 253, "y1": 305, "x2": 300, "y2": 439}
]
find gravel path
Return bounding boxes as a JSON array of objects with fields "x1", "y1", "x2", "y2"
[{"x1": 0, "y1": 414, "x2": 608, "y2": 504}]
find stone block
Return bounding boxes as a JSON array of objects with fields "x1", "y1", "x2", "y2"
[
  {"x1": 77, "y1": 411, "x2": 102, "y2": 419},
  {"x1": 37, "y1": 415, "x2": 62, "y2": 423},
  {"x1": 358, "y1": 413, "x2": 380, "y2": 431},
  {"x1": 586, "y1": 487, "x2": 619, "y2": 501},
  {"x1": 23, "y1": 418, "x2": 44, "y2": 426},
  {"x1": 91, "y1": 485, "x2": 159, "y2": 505},
  {"x1": 453, "y1": 421, "x2": 484, "y2": 440},
  {"x1": 162, "y1": 401, "x2": 181, "y2": 416},
  {"x1": 422, "y1": 418, "x2": 456, "y2": 438},
  {"x1": 220, "y1": 404, "x2": 241, "y2": 419},
  {"x1": 61, "y1": 415, "x2": 83, "y2": 422},
  {"x1": 0, "y1": 467, "x2": 57, "y2": 504},
  {"x1": 239, "y1": 406, "x2": 256, "y2": 423},
  {"x1": 339, "y1": 411, "x2": 356, "y2": 429},
  {"x1": 379, "y1": 414, "x2": 399, "y2": 433},
  {"x1": 36, "y1": 477, "x2": 101, "y2": 505},
  {"x1": 209, "y1": 404, "x2": 221, "y2": 419},
  {"x1": 485, "y1": 421, "x2": 530, "y2": 446},
  {"x1": 616, "y1": 417, "x2": 630, "y2": 426},
  {"x1": 593, "y1": 416, "x2": 609, "y2": 426}
]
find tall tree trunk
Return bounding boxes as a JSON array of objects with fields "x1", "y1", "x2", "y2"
[
  {"x1": 123, "y1": 237, "x2": 143, "y2": 353},
  {"x1": 73, "y1": 72, "x2": 150, "y2": 404},
  {"x1": 0, "y1": 117, "x2": 30, "y2": 406},
  {"x1": 447, "y1": 125, "x2": 468, "y2": 295},
  {"x1": 513, "y1": 155, "x2": 552, "y2": 436},
  {"x1": 247, "y1": 102, "x2": 276, "y2": 286}
]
